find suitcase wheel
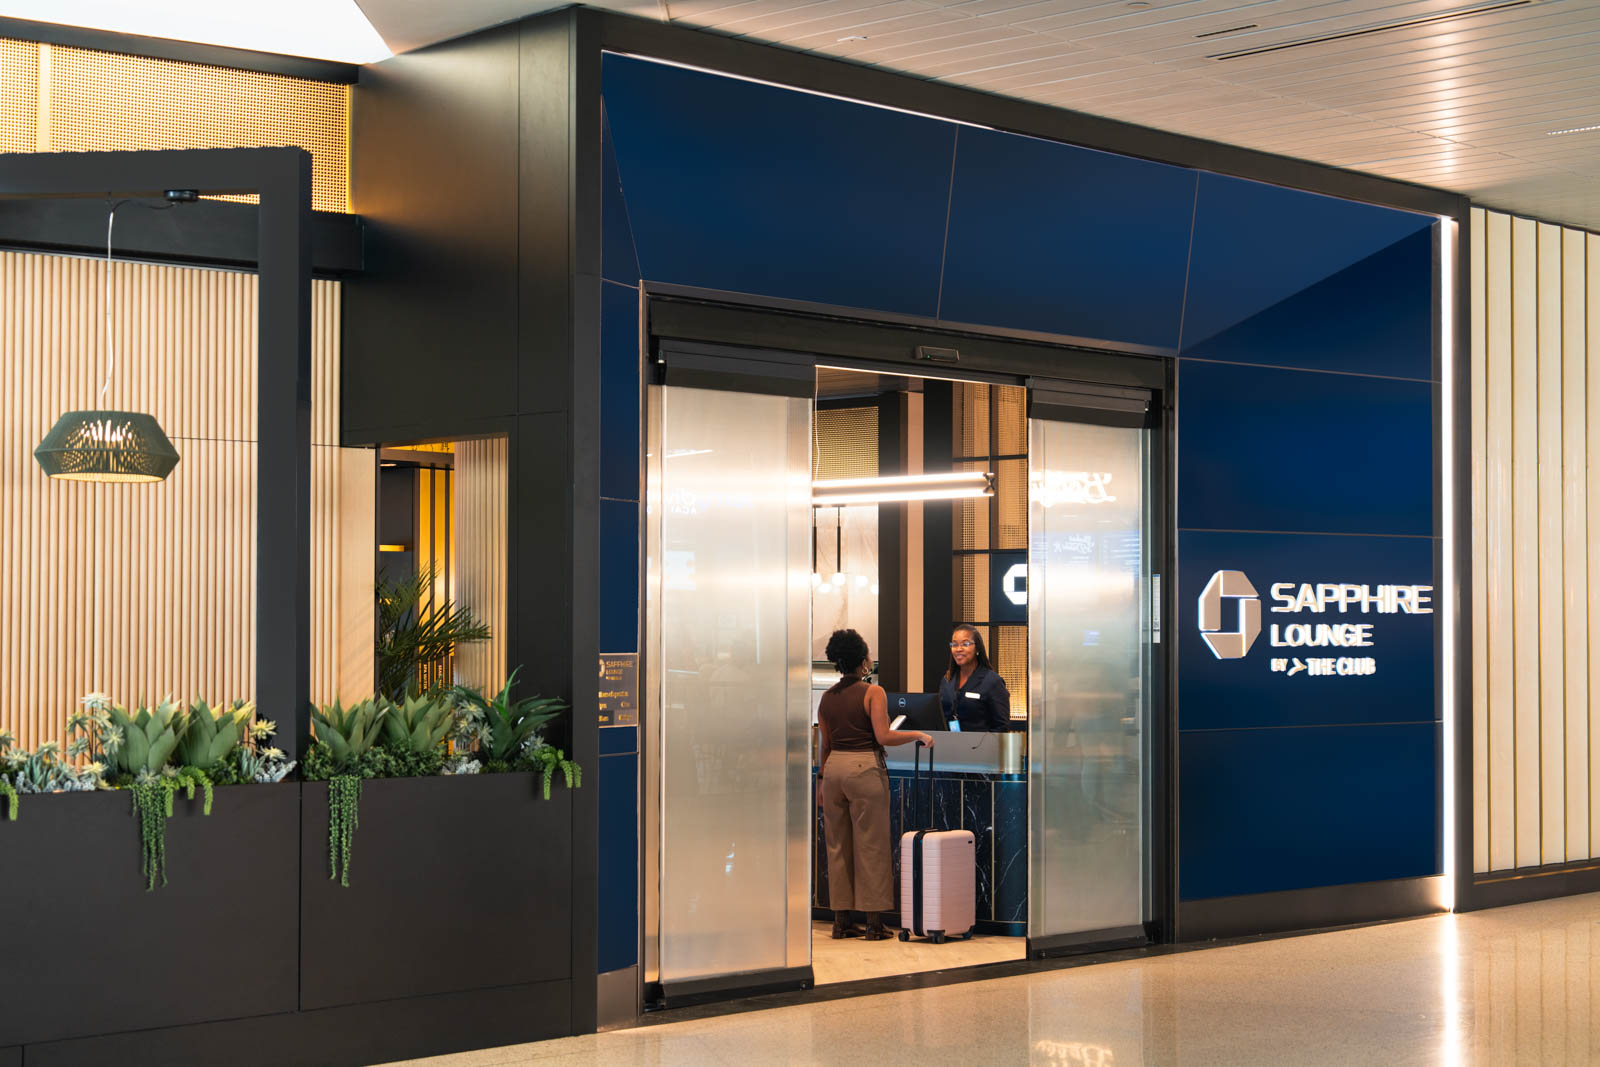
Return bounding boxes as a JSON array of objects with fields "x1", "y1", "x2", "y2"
[
  {"x1": 930, "y1": 930, "x2": 946, "y2": 945},
  {"x1": 961, "y1": 932, "x2": 973, "y2": 940},
  {"x1": 898, "y1": 929, "x2": 910, "y2": 942}
]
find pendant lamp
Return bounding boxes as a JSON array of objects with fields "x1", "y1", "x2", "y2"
[{"x1": 33, "y1": 202, "x2": 179, "y2": 483}]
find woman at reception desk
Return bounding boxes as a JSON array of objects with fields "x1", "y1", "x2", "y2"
[{"x1": 938, "y1": 625, "x2": 1016, "y2": 732}]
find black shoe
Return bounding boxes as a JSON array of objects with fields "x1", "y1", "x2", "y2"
[
  {"x1": 862, "y1": 912, "x2": 890, "y2": 940},
  {"x1": 830, "y1": 911, "x2": 858, "y2": 939}
]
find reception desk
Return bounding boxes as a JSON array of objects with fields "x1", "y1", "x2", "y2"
[{"x1": 813, "y1": 730, "x2": 1027, "y2": 935}]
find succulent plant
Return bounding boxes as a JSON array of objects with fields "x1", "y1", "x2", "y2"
[
  {"x1": 108, "y1": 700, "x2": 191, "y2": 778},
  {"x1": 174, "y1": 699, "x2": 254, "y2": 771},
  {"x1": 448, "y1": 668, "x2": 567, "y2": 765},
  {"x1": 380, "y1": 693, "x2": 453, "y2": 756},
  {"x1": 311, "y1": 699, "x2": 387, "y2": 771}
]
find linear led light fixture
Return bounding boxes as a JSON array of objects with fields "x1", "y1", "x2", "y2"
[
  {"x1": 1547, "y1": 124, "x2": 1600, "y2": 137},
  {"x1": 1208, "y1": 0, "x2": 1531, "y2": 61},
  {"x1": 813, "y1": 470, "x2": 993, "y2": 506}
]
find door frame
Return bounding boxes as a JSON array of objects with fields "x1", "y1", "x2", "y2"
[{"x1": 638, "y1": 286, "x2": 1179, "y2": 1010}]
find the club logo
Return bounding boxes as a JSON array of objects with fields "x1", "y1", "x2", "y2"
[{"x1": 1198, "y1": 570, "x2": 1261, "y2": 660}]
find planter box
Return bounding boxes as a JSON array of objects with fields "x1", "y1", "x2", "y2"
[
  {"x1": 299, "y1": 772, "x2": 574, "y2": 1010},
  {"x1": 0, "y1": 784, "x2": 300, "y2": 1047}
]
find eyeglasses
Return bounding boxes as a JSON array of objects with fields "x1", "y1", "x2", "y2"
[{"x1": 948, "y1": 640, "x2": 975, "y2": 649}]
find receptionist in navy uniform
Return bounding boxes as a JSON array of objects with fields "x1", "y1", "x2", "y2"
[{"x1": 938, "y1": 624, "x2": 1015, "y2": 732}]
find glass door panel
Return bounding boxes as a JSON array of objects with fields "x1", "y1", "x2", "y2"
[
  {"x1": 653, "y1": 384, "x2": 813, "y2": 984},
  {"x1": 1028, "y1": 418, "x2": 1151, "y2": 940}
]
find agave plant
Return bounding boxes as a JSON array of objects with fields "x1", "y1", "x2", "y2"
[
  {"x1": 175, "y1": 699, "x2": 254, "y2": 771},
  {"x1": 311, "y1": 699, "x2": 387, "y2": 771},
  {"x1": 449, "y1": 668, "x2": 567, "y2": 765},
  {"x1": 312, "y1": 699, "x2": 387, "y2": 889},
  {"x1": 380, "y1": 693, "x2": 453, "y2": 755},
  {"x1": 108, "y1": 700, "x2": 191, "y2": 778}
]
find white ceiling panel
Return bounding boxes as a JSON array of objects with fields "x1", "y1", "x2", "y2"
[{"x1": 349, "y1": 0, "x2": 1600, "y2": 228}]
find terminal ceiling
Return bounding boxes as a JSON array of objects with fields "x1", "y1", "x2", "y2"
[{"x1": 356, "y1": 0, "x2": 1600, "y2": 230}]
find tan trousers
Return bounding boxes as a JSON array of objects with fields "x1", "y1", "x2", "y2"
[{"x1": 821, "y1": 750, "x2": 893, "y2": 911}]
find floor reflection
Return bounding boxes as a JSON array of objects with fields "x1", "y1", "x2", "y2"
[{"x1": 383, "y1": 892, "x2": 1600, "y2": 1066}]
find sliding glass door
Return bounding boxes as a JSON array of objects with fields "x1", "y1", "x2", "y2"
[
  {"x1": 646, "y1": 380, "x2": 813, "y2": 995},
  {"x1": 1027, "y1": 412, "x2": 1153, "y2": 949}
]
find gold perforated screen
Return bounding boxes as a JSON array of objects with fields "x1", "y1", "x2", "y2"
[
  {"x1": 997, "y1": 457, "x2": 1028, "y2": 550},
  {"x1": 954, "y1": 382, "x2": 990, "y2": 460},
  {"x1": 813, "y1": 406, "x2": 879, "y2": 480},
  {"x1": 0, "y1": 40, "x2": 36, "y2": 152},
  {"x1": 995, "y1": 625, "x2": 1028, "y2": 718},
  {"x1": 995, "y1": 384, "x2": 1026, "y2": 455},
  {"x1": 957, "y1": 555, "x2": 989, "y2": 622},
  {"x1": 0, "y1": 40, "x2": 349, "y2": 213}
]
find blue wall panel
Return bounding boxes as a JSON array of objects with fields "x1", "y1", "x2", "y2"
[
  {"x1": 600, "y1": 281, "x2": 641, "y2": 503},
  {"x1": 1177, "y1": 360, "x2": 1433, "y2": 537},
  {"x1": 1178, "y1": 723, "x2": 1439, "y2": 900},
  {"x1": 599, "y1": 498, "x2": 639, "y2": 655},
  {"x1": 1183, "y1": 228, "x2": 1435, "y2": 380},
  {"x1": 940, "y1": 127, "x2": 1194, "y2": 350},
  {"x1": 602, "y1": 107, "x2": 642, "y2": 287},
  {"x1": 597, "y1": 734, "x2": 639, "y2": 973},
  {"x1": 1182, "y1": 173, "x2": 1434, "y2": 353},
  {"x1": 602, "y1": 54, "x2": 954, "y2": 317},
  {"x1": 601, "y1": 53, "x2": 1442, "y2": 914},
  {"x1": 1178, "y1": 530, "x2": 1437, "y2": 732}
]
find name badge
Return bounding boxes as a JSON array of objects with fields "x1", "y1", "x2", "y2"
[{"x1": 964, "y1": 691, "x2": 981, "y2": 700}]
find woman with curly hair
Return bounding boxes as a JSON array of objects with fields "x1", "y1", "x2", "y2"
[{"x1": 817, "y1": 628, "x2": 933, "y2": 940}]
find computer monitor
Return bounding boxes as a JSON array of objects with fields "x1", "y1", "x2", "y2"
[{"x1": 885, "y1": 692, "x2": 946, "y2": 732}]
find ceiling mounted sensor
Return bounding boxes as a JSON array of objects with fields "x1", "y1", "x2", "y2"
[
  {"x1": 0, "y1": 0, "x2": 392, "y2": 63},
  {"x1": 34, "y1": 199, "x2": 182, "y2": 483},
  {"x1": 1208, "y1": 0, "x2": 1533, "y2": 61}
]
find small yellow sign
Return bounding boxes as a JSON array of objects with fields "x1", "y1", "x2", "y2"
[{"x1": 598, "y1": 653, "x2": 638, "y2": 726}]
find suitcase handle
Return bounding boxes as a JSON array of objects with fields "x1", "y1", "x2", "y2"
[{"x1": 913, "y1": 741, "x2": 935, "y2": 829}]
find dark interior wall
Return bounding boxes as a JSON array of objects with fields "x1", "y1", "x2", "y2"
[{"x1": 344, "y1": 8, "x2": 600, "y2": 1033}]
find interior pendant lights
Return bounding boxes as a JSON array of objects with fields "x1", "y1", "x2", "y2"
[{"x1": 33, "y1": 201, "x2": 180, "y2": 483}]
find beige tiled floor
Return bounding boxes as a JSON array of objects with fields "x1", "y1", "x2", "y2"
[
  {"x1": 382, "y1": 892, "x2": 1600, "y2": 1066},
  {"x1": 810, "y1": 920, "x2": 1026, "y2": 984}
]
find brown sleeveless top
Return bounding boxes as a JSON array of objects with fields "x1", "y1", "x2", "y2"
[{"x1": 819, "y1": 677, "x2": 880, "y2": 753}]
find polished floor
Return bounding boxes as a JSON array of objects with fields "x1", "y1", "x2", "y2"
[
  {"x1": 384, "y1": 892, "x2": 1600, "y2": 1066},
  {"x1": 810, "y1": 919, "x2": 1026, "y2": 984}
]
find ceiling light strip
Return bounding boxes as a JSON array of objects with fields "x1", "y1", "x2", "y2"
[
  {"x1": 813, "y1": 471, "x2": 989, "y2": 490},
  {"x1": 1207, "y1": 0, "x2": 1531, "y2": 62},
  {"x1": 813, "y1": 486, "x2": 993, "y2": 506},
  {"x1": 1546, "y1": 124, "x2": 1600, "y2": 137}
]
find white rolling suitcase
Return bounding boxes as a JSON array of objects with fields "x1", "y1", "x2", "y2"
[{"x1": 898, "y1": 742, "x2": 975, "y2": 944}]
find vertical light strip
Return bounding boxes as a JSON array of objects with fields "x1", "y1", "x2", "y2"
[{"x1": 1441, "y1": 215, "x2": 1457, "y2": 910}]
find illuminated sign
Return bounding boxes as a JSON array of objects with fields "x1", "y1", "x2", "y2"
[
  {"x1": 989, "y1": 551, "x2": 1027, "y2": 624},
  {"x1": 1199, "y1": 570, "x2": 1433, "y2": 677}
]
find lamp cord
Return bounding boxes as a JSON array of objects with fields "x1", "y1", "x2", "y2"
[
  {"x1": 98, "y1": 198, "x2": 177, "y2": 409},
  {"x1": 98, "y1": 201, "x2": 125, "y2": 408}
]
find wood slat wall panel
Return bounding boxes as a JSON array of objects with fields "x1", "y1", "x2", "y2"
[
  {"x1": 1484, "y1": 208, "x2": 1516, "y2": 873},
  {"x1": 1536, "y1": 222, "x2": 1565, "y2": 865},
  {"x1": 1472, "y1": 208, "x2": 1600, "y2": 873},
  {"x1": 0, "y1": 250, "x2": 371, "y2": 752},
  {"x1": 453, "y1": 437, "x2": 507, "y2": 694},
  {"x1": 1470, "y1": 206, "x2": 1489, "y2": 875}
]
